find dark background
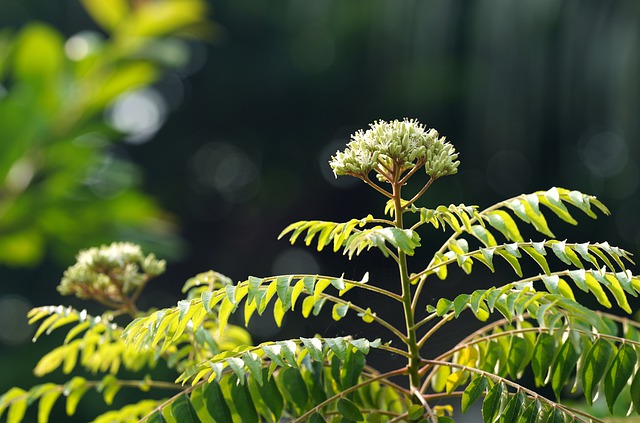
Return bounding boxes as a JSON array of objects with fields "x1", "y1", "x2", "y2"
[{"x1": 1, "y1": 0, "x2": 639, "y2": 421}]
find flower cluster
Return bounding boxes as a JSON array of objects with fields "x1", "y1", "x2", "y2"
[
  {"x1": 57, "y1": 242, "x2": 165, "y2": 304},
  {"x1": 329, "y1": 119, "x2": 459, "y2": 181}
]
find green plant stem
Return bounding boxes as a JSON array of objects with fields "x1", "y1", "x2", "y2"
[
  {"x1": 320, "y1": 293, "x2": 408, "y2": 342},
  {"x1": 416, "y1": 312, "x2": 455, "y2": 348},
  {"x1": 402, "y1": 176, "x2": 435, "y2": 210},
  {"x1": 410, "y1": 306, "x2": 440, "y2": 331},
  {"x1": 129, "y1": 274, "x2": 152, "y2": 306},
  {"x1": 378, "y1": 344, "x2": 412, "y2": 359},
  {"x1": 410, "y1": 385, "x2": 439, "y2": 423},
  {"x1": 397, "y1": 159, "x2": 425, "y2": 186},
  {"x1": 392, "y1": 178, "x2": 422, "y2": 392},
  {"x1": 361, "y1": 173, "x2": 394, "y2": 198},
  {"x1": 291, "y1": 273, "x2": 404, "y2": 302}
]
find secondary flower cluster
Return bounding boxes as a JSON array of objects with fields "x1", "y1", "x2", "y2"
[
  {"x1": 329, "y1": 119, "x2": 459, "y2": 182},
  {"x1": 57, "y1": 242, "x2": 165, "y2": 303}
]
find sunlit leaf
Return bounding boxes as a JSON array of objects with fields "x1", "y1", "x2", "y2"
[
  {"x1": 532, "y1": 333, "x2": 556, "y2": 386},
  {"x1": 501, "y1": 390, "x2": 526, "y2": 422},
  {"x1": 461, "y1": 376, "x2": 488, "y2": 413},
  {"x1": 581, "y1": 338, "x2": 614, "y2": 405},
  {"x1": 551, "y1": 340, "x2": 580, "y2": 399},
  {"x1": 604, "y1": 343, "x2": 636, "y2": 412},
  {"x1": 482, "y1": 382, "x2": 505, "y2": 423}
]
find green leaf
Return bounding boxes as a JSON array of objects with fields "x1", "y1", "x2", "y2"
[
  {"x1": 431, "y1": 366, "x2": 451, "y2": 393},
  {"x1": 495, "y1": 249, "x2": 523, "y2": 277},
  {"x1": 604, "y1": 343, "x2": 636, "y2": 412},
  {"x1": 148, "y1": 410, "x2": 168, "y2": 423},
  {"x1": 453, "y1": 294, "x2": 470, "y2": 317},
  {"x1": 38, "y1": 389, "x2": 61, "y2": 423},
  {"x1": 522, "y1": 194, "x2": 554, "y2": 237},
  {"x1": 171, "y1": 394, "x2": 202, "y2": 423},
  {"x1": 276, "y1": 276, "x2": 292, "y2": 307},
  {"x1": 485, "y1": 210, "x2": 524, "y2": 242},
  {"x1": 326, "y1": 337, "x2": 348, "y2": 361},
  {"x1": 595, "y1": 272, "x2": 632, "y2": 313},
  {"x1": 332, "y1": 303, "x2": 349, "y2": 321},
  {"x1": 540, "y1": 187, "x2": 578, "y2": 225},
  {"x1": 203, "y1": 380, "x2": 232, "y2": 423},
  {"x1": 540, "y1": 275, "x2": 575, "y2": 301},
  {"x1": 462, "y1": 376, "x2": 488, "y2": 413},
  {"x1": 521, "y1": 246, "x2": 550, "y2": 275},
  {"x1": 500, "y1": 390, "x2": 526, "y2": 422},
  {"x1": 581, "y1": 338, "x2": 615, "y2": 405},
  {"x1": 342, "y1": 349, "x2": 366, "y2": 390},
  {"x1": 584, "y1": 271, "x2": 612, "y2": 308},
  {"x1": 64, "y1": 377, "x2": 88, "y2": 416},
  {"x1": 301, "y1": 338, "x2": 324, "y2": 362},
  {"x1": 278, "y1": 367, "x2": 309, "y2": 412},
  {"x1": 14, "y1": 24, "x2": 64, "y2": 84},
  {"x1": 337, "y1": 398, "x2": 364, "y2": 422},
  {"x1": 532, "y1": 334, "x2": 556, "y2": 386},
  {"x1": 551, "y1": 340, "x2": 580, "y2": 399},
  {"x1": 507, "y1": 336, "x2": 531, "y2": 379},
  {"x1": 225, "y1": 357, "x2": 246, "y2": 381},
  {"x1": 229, "y1": 376, "x2": 258, "y2": 423},
  {"x1": 250, "y1": 368, "x2": 283, "y2": 421},
  {"x1": 545, "y1": 408, "x2": 565, "y2": 423},
  {"x1": 519, "y1": 399, "x2": 543, "y2": 423},
  {"x1": 408, "y1": 404, "x2": 424, "y2": 420},
  {"x1": 630, "y1": 368, "x2": 640, "y2": 415},
  {"x1": 471, "y1": 225, "x2": 498, "y2": 247},
  {"x1": 309, "y1": 412, "x2": 327, "y2": 423},
  {"x1": 7, "y1": 396, "x2": 27, "y2": 423},
  {"x1": 482, "y1": 382, "x2": 505, "y2": 423},
  {"x1": 436, "y1": 298, "x2": 453, "y2": 316}
]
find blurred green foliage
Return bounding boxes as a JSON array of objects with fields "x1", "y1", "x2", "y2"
[{"x1": 0, "y1": 0, "x2": 212, "y2": 266}]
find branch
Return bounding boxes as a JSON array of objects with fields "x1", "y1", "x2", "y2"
[
  {"x1": 320, "y1": 293, "x2": 409, "y2": 343},
  {"x1": 398, "y1": 159, "x2": 426, "y2": 186},
  {"x1": 410, "y1": 385, "x2": 439, "y2": 423},
  {"x1": 361, "y1": 174, "x2": 394, "y2": 199},
  {"x1": 402, "y1": 176, "x2": 435, "y2": 210},
  {"x1": 416, "y1": 312, "x2": 455, "y2": 348}
]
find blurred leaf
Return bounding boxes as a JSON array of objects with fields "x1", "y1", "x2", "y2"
[
  {"x1": 81, "y1": 0, "x2": 130, "y2": 31},
  {"x1": 85, "y1": 63, "x2": 157, "y2": 112},
  {"x1": 13, "y1": 23, "x2": 64, "y2": 84},
  {"x1": 122, "y1": 0, "x2": 209, "y2": 38},
  {"x1": 0, "y1": 230, "x2": 44, "y2": 266}
]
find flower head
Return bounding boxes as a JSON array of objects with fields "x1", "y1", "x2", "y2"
[
  {"x1": 58, "y1": 242, "x2": 165, "y2": 303},
  {"x1": 329, "y1": 119, "x2": 459, "y2": 182}
]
